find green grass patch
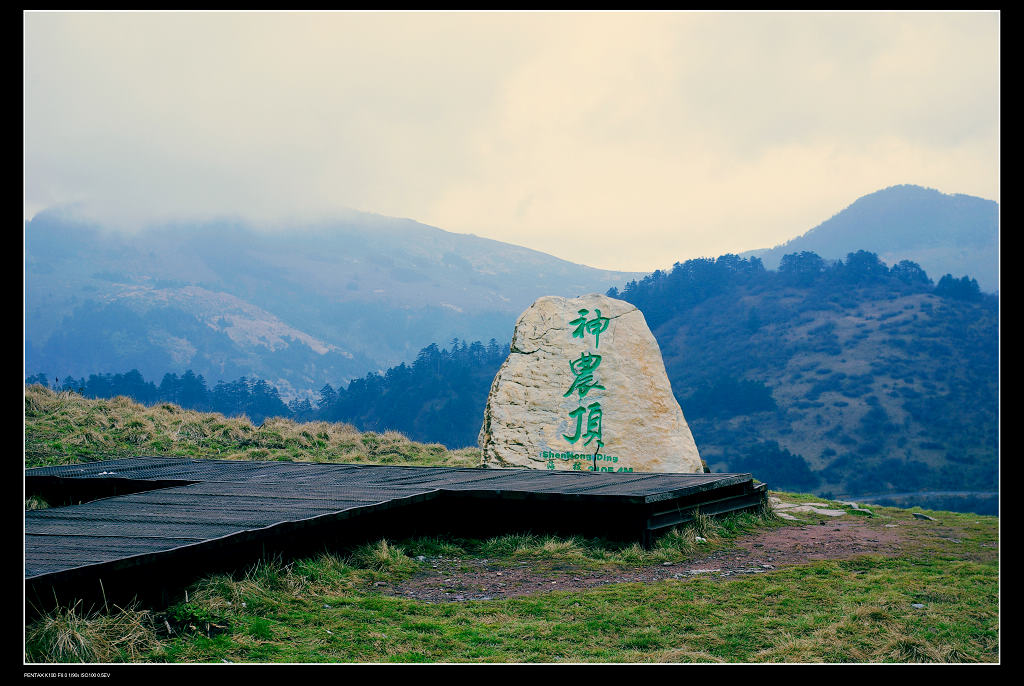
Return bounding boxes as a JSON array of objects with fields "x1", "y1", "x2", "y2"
[{"x1": 26, "y1": 515, "x2": 997, "y2": 664}]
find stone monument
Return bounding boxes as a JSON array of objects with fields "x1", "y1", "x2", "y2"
[{"x1": 479, "y1": 293, "x2": 703, "y2": 473}]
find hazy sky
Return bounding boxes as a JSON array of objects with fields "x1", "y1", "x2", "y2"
[{"x1": 23, "y1": 11, "x2": 999, "y2": 272}]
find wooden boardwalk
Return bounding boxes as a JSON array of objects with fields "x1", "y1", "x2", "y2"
[{"x1": 25, "y1": 457, "x2": 765, "y2": 609}]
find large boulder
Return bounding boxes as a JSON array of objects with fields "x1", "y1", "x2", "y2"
[{"x1": 479, "y1": 293, "x2": 703, "y2": 473}]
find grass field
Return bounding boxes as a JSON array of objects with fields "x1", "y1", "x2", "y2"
[
  {"x1": 24, "y1": 385, "x2": 480, "y2": 469},
  {"x1": 23, "y1": 387, "x2": 999, "y2": 664}
]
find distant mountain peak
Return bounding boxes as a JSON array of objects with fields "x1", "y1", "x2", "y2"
[{"x1": 742, "y1": 185, "x2": 998, "y2": 292}]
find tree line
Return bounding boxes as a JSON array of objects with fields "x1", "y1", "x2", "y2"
[{"x1": 608, "y1": 249, "x2": 989, "y2": 333}]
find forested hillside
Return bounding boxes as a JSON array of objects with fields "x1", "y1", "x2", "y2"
[{"x1": 611, "y1": 251, "x2": 997, "y2": 511}]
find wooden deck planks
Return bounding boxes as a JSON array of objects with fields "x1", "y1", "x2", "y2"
[{"x1": 25, "y1": 457, "x2": 762, "y2": 590}]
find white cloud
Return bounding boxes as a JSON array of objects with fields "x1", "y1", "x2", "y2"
[{"x1": 24, "y1": 10, "x2": 999, "y2": 270}]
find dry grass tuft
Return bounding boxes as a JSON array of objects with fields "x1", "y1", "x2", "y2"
[
  {"x1": 25, "y1": 495, "x2": 49, "y2": 511},
  {"x1": 349, "y1": 539, "x2": 418, "y2": 575},
  {"x1": 25, "y1": 601, "x2": 159, "y2": 663},
  {"x1": 848, "y1": 605, "x2": 895, "y2": 624},
  {"x1": 650, "y1": 647, "x2": 726, "y2": 663},
  {"x1": 536, "y1": 536, "x2": 588, "y2": 560},
  {"x1": 688, "y1": 510, "x2": 720, "y2": 541},
  {"x1": 883, "y1": 636, "x2": 946, "y2": 663},
  {"x1": 24, "y1": 384, "x2": 58, "y2": 416}
]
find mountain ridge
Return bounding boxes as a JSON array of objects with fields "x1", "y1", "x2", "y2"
[
  {"x1": 741, "y1": 184, "x2": 998, "y2": 292},
  {"x1": 24, "y1": 207, "x2": 643, "y2": 398}
]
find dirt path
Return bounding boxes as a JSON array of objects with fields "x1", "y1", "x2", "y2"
[{"x1": 371, "y1": 517, "x2": 911, "y2": 604}]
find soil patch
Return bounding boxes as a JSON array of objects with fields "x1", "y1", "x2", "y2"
[{"x1": 372, "y1": 517, "x2": 908, "y2": 604}]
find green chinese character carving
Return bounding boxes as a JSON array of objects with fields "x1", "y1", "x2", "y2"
[
  {"x1": 563, "y1": 351, "x2": 604, "y2": 400},
  {"x1": 562, "y1": 401, "x2": 604, "y2": 449},
  {"x1": 569, "y1": 309, "x2": 589, "y2": 340},
  {"x1": 563, "y1": 405, "x2": 587, "y2": 443},
  {"x1": 581, "y1": 402, "x2": 604, "y2": 448},
  {"x1": 569, "y1": 308, "x2": 610, "y2": 347},
  {"x1": 586, "y1": 309, "x2": 610, "y2": 347}
]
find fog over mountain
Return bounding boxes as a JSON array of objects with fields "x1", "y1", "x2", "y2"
[
  {"x1": 24, "y1": 207, "x2": 641, "y2": 398},
  {"x1": 25, "y1": 184, "x2": 998, "y2": 400}
]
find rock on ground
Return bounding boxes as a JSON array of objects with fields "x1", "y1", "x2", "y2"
[{"x1": 479, "y1": 293, "x2": 703, "y2": 474}]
